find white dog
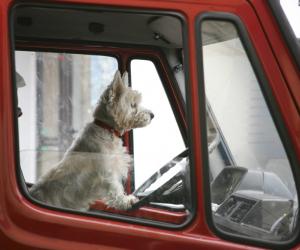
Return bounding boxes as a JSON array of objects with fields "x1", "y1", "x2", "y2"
[{"x1": 29, "y1": 71, "x2": 154, "y2": 211}]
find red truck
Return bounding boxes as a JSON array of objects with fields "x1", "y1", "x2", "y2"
[{"x1": 1, "y1": 0, "x2": 300, "y2": 249}]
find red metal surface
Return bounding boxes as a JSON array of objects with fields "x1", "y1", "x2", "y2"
[
  {"x1": 0, "y1": 0, "x2": 299, "y2": 249},
  {"x1": 90, "y1": 201, "x2": 188, "y2": 224}
]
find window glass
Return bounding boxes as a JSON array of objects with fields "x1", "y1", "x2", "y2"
[
  {"x1": 201, "y1": 20, "x2": 298, "y2": 242},
  {"x1": 280, "y1": 0, "x2": 300, "y2": 38},
  {"x1": 277, "y1": 0, "x2": 300, "y2": 66},
  {"x1": 16, "y1": 51, "x2": 118, "y2": 183},
  {"x1": 16, "y1": 52, "x2": 191, "y2": 220}
]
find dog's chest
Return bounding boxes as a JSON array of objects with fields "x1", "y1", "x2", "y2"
[
  {"x1": 75, "y1": 124, "x2": 132, "y2": 178},
  {"x1": 105, "y1": 137, "x2": 131, "y2": 173},
  {"x1": 93, "y1": 132, "x2": 131, "y2": 178}
]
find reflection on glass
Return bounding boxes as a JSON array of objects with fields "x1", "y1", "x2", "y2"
[
  {"x1": 202, "y1": 20, "x2": 298, "y2": 241},
  {"x1": 16, "y1": 51, "x2": 118, "y2": 183}
]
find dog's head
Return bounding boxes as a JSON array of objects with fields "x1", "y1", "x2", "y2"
[{"x1": 93, "y1": 70, "x2": 154, "y2": 133}]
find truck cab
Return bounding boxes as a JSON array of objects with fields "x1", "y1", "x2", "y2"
[{"x1": 0, "y1": 0, "x2": 299, "y2": 249}]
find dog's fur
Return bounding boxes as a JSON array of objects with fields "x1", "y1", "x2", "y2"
[{"x1": 29, "y1": 71, "x2": 154, "y2": 211}]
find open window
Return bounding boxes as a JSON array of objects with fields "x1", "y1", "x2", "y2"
[
  {"x1": 13, "y1": 3, "x2": 193, "y2": 227},
  {"x1": 198, "y1": 16, "x2": 299, "y2": 244},
  {"x1": 130, "y1": 59, "x2": 188, "y2": 210}
]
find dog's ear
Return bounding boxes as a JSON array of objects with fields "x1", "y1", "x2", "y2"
[
  {"x1": 121, "y1": 71, "x2": 129, "y2": 87},
  {"x1": 113, "y1": 70, "x2": 121, "y2": 83},
  {"x1": 111, "y1": 70, "x2": 125, "y2": 98},
  {"x1": 101, "y1": 71, "x2": 122, "y2": 104}
]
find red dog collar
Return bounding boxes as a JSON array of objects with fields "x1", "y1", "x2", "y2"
[{"x1": 93, "y1": 119, "x2": 122, "y2": 138}]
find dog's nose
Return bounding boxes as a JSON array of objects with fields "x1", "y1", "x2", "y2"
[{"x1": 150, "y1": 112, "x2": 154, "y2": 120}]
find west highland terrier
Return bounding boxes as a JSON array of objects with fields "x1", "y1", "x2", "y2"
[{"x1": 29, "y1": 70, "x2": 154, "y2": 211}]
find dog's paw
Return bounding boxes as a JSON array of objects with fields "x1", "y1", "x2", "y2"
[
  {"x1": 117, "y1": 194, "x2": 139, "y2": 210},
  {"x1": 105, "y1": 194, "x2": 139, "y2": 210},
  {"x1": 127, "y1": 194, "x2": 139, "y2": 206},
  {"x1": 120, "y1": 194, "x2": 139, "y2": 210}
]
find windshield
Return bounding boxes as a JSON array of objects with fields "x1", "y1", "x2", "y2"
[
  {"x1": 280, "y1": 0, "x2": 300, "y2": 39},
  {"x1": 278, "y1": 0, "x2": 300, "y2": 66}
]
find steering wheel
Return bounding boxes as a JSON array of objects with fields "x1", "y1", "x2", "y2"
[{"x1": 130, "y1": 149, "x2": 189, "y2": 210}]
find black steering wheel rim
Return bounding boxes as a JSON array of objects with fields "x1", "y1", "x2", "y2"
[{"x1": 130, "y1": 149, "x2": 189, "y2": 210}]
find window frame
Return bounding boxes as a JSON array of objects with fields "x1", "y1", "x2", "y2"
[
  {"x1": 195, "y1": 12, "x2": 300, "y2": 249},
  {"x1": 11, "y1": 2, "x2": 195, "y2": 230}
]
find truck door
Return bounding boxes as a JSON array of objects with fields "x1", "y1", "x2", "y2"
[{"x1": 0, "y1": 0, "x2": 299, "y2": 249}]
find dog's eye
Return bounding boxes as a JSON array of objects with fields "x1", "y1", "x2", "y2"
[{"x1": 131, "y1": 103, "x2": 137, "y2": 108}]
